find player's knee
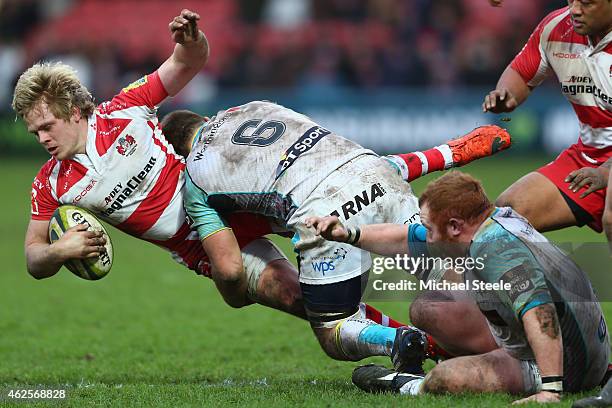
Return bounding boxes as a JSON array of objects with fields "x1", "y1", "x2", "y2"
[
  {"x1": 421, "y1": 363, "x2": 457, "y2": 394},
  {"x1": 257, "y1": 263, "x2": 303, "y2": 312},
  {"x1": 270, "y1": 267, "x2": 302, "y2": 306},
  {"x1": 409, "y1": 298, "x2": 427, "y2": 329},
  {"x1": 494, "y1": 189, "x2": 515, "y2": 208},
  {"x1": 409, "y1": 291, "x2": 452, "y2": 330}
]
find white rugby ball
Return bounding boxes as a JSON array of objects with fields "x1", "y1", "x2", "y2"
[{"x1": 48, "y1": 205, "x2": 113, "y2": 280}]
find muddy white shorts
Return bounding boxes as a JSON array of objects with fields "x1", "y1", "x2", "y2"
[{"x1": 289, "y1": 154, "x2": 420, "y2": 285}]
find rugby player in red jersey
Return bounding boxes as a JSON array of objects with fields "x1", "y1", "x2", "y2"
[
  {"x1": 483, "y1": 0, "x2": 612, "y2": 233},
  {"x1": 13, "y1": 9, "x2": 309, "y2": 317}
]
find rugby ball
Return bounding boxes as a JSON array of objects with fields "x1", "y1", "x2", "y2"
[{"x1": 48, "y1": 205, "x2": 113, "y2": 280}]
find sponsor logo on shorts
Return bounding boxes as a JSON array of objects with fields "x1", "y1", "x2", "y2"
[
  {"x1": 102, "y1": 157, "x2": 156, "y2": 216},
  {"x1": 275, "y1": 126, "x2": 331, "y2": 180},
  {"x1": 330, "y1": 183, "x2": 387, "y2": 220},
  {"x1": 311, "y1": 247, "x2": 348, "y2": 276}
]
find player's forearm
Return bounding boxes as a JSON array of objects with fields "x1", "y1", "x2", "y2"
[
  {"x1": 161, "y1": 32, "x2": 209, "y2": 97},
  {"x1": 496, "y1": 66, "x2": 531, "y2": 109},
  {"x1": 354, "y1": 224, "x2": 410, "y2": 256},
  {"x1": 202, "y1": 229, "x2": 252, "y2": 308},
  {"x1": 25, "y1": 242, "x2": 64, "y2": 279},
  {"x1": 522, "y1": 304, "x2": 563, "y2": 380}
]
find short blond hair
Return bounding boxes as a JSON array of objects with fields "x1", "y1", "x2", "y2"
[{"x1": 12, "y1": 61, "x2": 95, "y2": 121}]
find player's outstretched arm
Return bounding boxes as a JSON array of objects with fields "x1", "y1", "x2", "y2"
[
  {"x1": 305, "y1": 216, "x2": 411, "y2": 256},
  {"x1": 158, "y1": 9, "x2": 209, "y2": 97},
  {"x1": 483, "y1": 66, "x2": 531, "y2": 113},
  {"x1": 201, "y1": 229, "x2": 253, "y2": 308},
  {"x1": 513, "y1": 304, "x2": 563, "y2": 404},
  {"x1": 25, "y1": 219, "x2": 106, "y2": 279}
]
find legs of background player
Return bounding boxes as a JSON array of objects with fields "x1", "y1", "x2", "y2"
[
  {"x1": 496, "y1": 172, "x2": 578, "y2": 232},
  {"x1": 419, "y1": 348, "x2": 526, "y2": 394},
  {"x1": 409, "y1": 291, "x2": 498, "y2": 356}
]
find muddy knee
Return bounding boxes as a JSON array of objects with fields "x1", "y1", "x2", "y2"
[
  {"x1": 409, "y1": 291, "x2": 454, "y2": 330},
  {"x1": 257, "y1": 261, "x2": 303, "y2": 310},
  {"x1": 421, "y1": 363, "x2": 458, "y2": 393}
]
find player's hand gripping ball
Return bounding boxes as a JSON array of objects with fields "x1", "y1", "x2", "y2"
[{"x1": 48, "y1": 205, "x2": 113, "y2": 280}]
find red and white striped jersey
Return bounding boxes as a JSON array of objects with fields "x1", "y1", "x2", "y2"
[
  {"x1": 511, "y1": 7, "x2": 612, "y2": 154},
  {"x1": 30, "y1": 72, "x2": 210, "y2": 274}
]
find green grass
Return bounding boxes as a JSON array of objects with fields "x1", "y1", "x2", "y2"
[{"x1": 0, "y1": 155, "x2": 608, "y2": 407}]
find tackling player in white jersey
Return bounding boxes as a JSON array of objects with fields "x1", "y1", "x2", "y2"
[
  {"x1": 484, "y1": 0, "x2": 612, "y2": 234},
  {"x1": 161, "y1": 102, "x2": 511, "y2": 365}
]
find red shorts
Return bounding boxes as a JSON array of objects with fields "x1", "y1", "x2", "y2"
[{"x1": 538, "y1": 142, "x2": 611, "y2": 232}]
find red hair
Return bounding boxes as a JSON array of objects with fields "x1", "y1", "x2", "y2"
[{"x1": 419, "y1": 171, "x2": 493, "y2": 227}]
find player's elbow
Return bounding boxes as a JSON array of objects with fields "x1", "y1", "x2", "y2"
[
  {"x1": 24, "y1": 250, "x2": 57, "y2": 280},
  {"x1": 26, "y1": 263, "x2": 55, "y2": 280}
]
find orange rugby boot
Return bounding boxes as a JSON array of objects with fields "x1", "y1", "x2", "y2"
[{"x1": 446, "y1": 125, "x2": 511, "y2": 167}]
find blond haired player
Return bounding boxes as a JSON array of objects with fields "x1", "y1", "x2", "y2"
[{"x1": 13, "y1": 9, "x2": 308, "y2": 317}]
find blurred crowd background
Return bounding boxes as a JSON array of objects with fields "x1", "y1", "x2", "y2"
[
  {"x1": 1, "y1": 0, "x2": 563, "y2": 106},
  {"x1": 1, "y1": 0, "x2": 576, "y2": 156}
]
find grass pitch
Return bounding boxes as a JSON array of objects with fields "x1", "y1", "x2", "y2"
[{"x1": 0, "y1": 155, "x2": 609, "y2": 407}]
